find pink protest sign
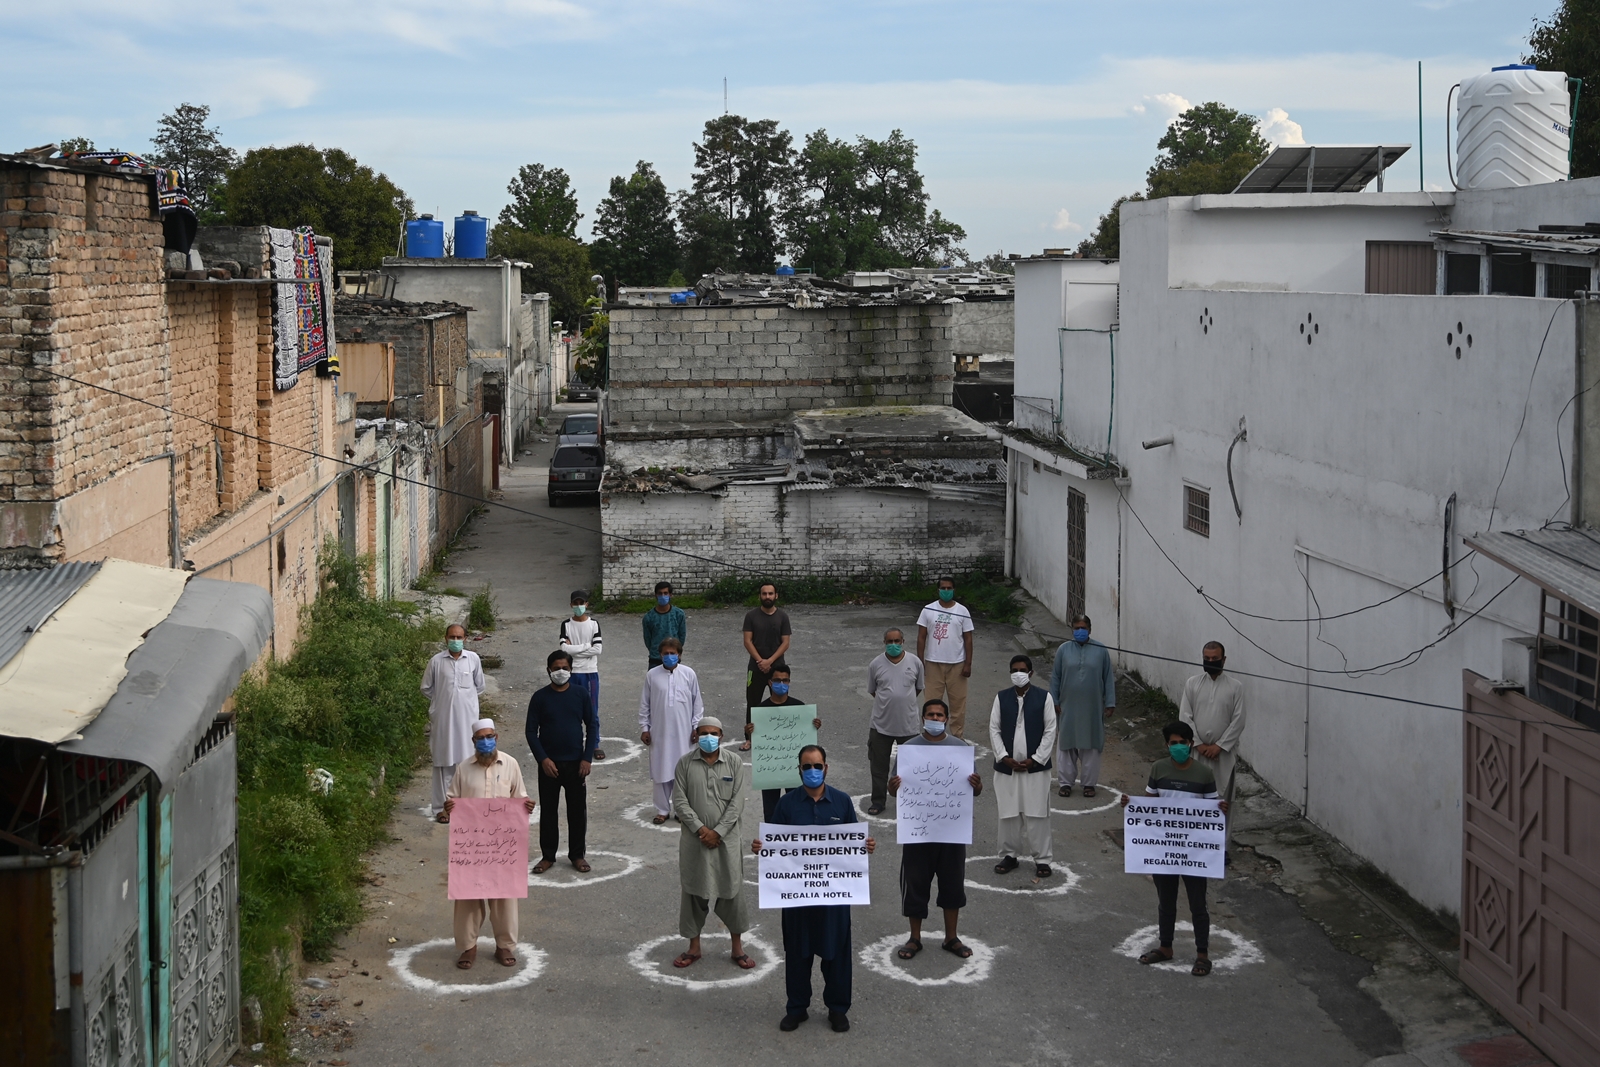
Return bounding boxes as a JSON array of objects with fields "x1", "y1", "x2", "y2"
[{"x1": 447, "y1": 797, "x2": 530, "y2": 900}]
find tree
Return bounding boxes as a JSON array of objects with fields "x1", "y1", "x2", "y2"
[
  {"x1": 219, "y1": 145, "x2": 413, "y2": 271},
  {"x1": 486, "y1": 225, "x2": 592, "y2": 325},
  {"x1": 149, "y1": 103, "x2": 238, "y2": 219},
  {"x1": 58, "y1": 137, "x2": 96, "y2": 155},
  {"x1": 1144, "y1": 101, "x2": 1270, "y2": 198},
  {"x1": 1526, "y1": 1, "x2": 1600, "y2": 178},
  {"x1": 497, "y1": 163, "x2": 582, "y2": 238},
  {"x1": 589, "y1": 161, "x2": 679, "y2": 288},
  {"x1": 963, "y1": 250, "x2": 1016, "y2": 274},
  {"x1": 678, "y1": 115, "x2": 796, "y2": 278},
  {"x1": 1076, "y1": 194, "x2": 1143, "y2": 258}
]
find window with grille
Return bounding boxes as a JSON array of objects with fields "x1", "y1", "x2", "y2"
[
  {"x1": 1547, "y1": 263, "x2": 1591, "y2": 300},
  {"x1": 1067, "y1": 488, "x2": 1086, "y2": 618},
  {"x1": 1184, "y1": 485, "x2": 1210, "y2": 538},
  {"x1": 1535, "y1": 590, "x2": 1600, "y2": 728}
]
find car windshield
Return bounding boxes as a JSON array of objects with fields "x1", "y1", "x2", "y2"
[
  {"x1": 561, "y1": 415, "x2": 598, "y2": 434},
  {"x1": 552, "y1": 447, "x2": 601, "y2": 468}
]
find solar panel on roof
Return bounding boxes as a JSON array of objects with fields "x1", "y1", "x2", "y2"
[{"x1": 1232, "y1": 145, "x2": 1411, "y2": 194}]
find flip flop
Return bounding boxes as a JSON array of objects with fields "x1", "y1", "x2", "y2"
[
  {"x1": 1192, "y1": 957, "x2": 1213, "y2": 977},
  {"x1": 571, "y1": 858, "x2": 592, "y2": 873},
  {"x1": 652, "y1": 814, "x2": 670, "y2": 825},
  {"x1": 731, "y1": 953, "x2": 757, "y2": 970},
  {"x1": 897, "y1": 939, "x2": 923, "y2": 959},
  {"x1": 495, "y1": 947, "x2": 516, "y2": 967},
  {"x1": 672, "y1": 952, "x2": 701, "y2": 969},
  {"x1": 941, "y1": 938, "x2": 973, "y2": 959},
  {"x1": 456, "y1": 948, "x2": 476, "y2": 970},
  {"x1": 1082, "y1": 787, "x2": 1097, "y2": 798},
  {"x1": 531, "y1": 859, "x2": 555, "y2": 874},
  {"x1": 1138, "y1": 949, "x2": 1172, "y2": 965}
]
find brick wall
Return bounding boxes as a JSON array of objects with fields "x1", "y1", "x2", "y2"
[
  {"x1": 335, "y1": 309, "x2": 469, "y2": 424},
  {"x1": 606, "y1": 304, "x2": 955, "y2": 424},
  {"x1": 599, "y1": 482, "x2": 1003, "y2": 596}
]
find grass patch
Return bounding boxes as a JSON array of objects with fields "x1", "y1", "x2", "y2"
[
  {"x1": 467, "y1": 583, "x2": 498, "y2": 630},
  {"x1": 597, "y1": 564, "x2": 1021, "y2": 624},
  {"x1": 1119, "y1": 669, "x2": 1182, "y2": 720},
  {"x1": 235, "y1": 545, "x2": 443, "y2": 1055}
]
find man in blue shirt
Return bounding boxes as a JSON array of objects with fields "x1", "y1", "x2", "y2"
[
  {"x1": 751, "y1": 744, "x2": 877, "y2": 1034},
  {"x1": 526, "y1": 650, "x2": 599, "y2": 874},
  {"x1": 641, "y1": 580, "x2": 688, "y2": 670}
]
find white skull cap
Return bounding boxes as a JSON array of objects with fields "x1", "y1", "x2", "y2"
[{"x1": 471, "y1": 718, "x2": 495, "y2": 732}]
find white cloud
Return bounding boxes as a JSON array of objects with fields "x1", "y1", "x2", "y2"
[
  {"x1": 1146, "y1": 92, "x2": 1192, "y2": 122},
  {"x1": 1049, "y1": 209, "x2": 1083, "y2": 233},
  {"x1": 1260, "y1": 107, "x2": 1305, "y2": 145}
]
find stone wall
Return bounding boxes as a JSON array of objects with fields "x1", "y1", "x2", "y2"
[
  {"x1": 335, "y1": 307, "x2": 468, "y2": 425},
  {"x1": 606, "y1": 304, "x2": 955, "y2": 424},
  {"x1": 599, "y1": 481, "x2": 1003, "y2": 595}
]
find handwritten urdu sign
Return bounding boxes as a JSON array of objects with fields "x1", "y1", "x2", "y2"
[
  {"x1": 756, "y1": 822, "x2": 871, "y2": 907},
  {"x1": 894, "y1": 743, "x2": 974, "y2": 844},
  {"x1": 447, "y1": 797, "x2": 529, "y2": 900},
  {"x1": 749, "y1": 704, "x2": 819, "y2": 790},
  {"x1": 1122, "y1": 795, "x2": 1226, "y2": 879}
]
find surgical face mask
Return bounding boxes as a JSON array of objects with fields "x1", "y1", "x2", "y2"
[
  {"x1": 938, "y1": 588, "x2": 955, "y2": 603},
  {"x1": 923, "y1": 719, "x2": 947, "y2": 737},
  {"x1": 661, "y1": 652, "x2": 680, "y2": 669},
  {"x1": 550, "y1": 669, "x2": 572, "y2": 686},
  {"x1": 698, "y1": 734, "x2": 721, "y2": 754},
  {"x1": 474, "y1": 736, "x2": 497, "y2": 756},
  {"x1": 657, "y1": 594, "x2": 671, "y2": 606},
  {"x1": 1203, "y1": 659, "x2": 1224, "y2": 678},
  {"x1": 770, "y1": 681, "x2": 789, "y2": 697},
  {"x1": 800, "y1": 767, "x2": 826, "y2": 788},
  {"x1": 1072, "y1": 628, "x2": 1089, "y2": 644},
  {"x1": 571, "y1": 604, "x2": 587, "y2": 617},
  {"x1": 1168, "y1": 742, "x2": 1191, "y2": 763},
  {"x1": 885, "y1": 643, "x2": 903, "y2": 658},
  {"x1": 1010, "y1": 671, "x2": 1031, "y2": 688},
  {"x1": 447, "y1": 638, "x2": 465, "y2": 654}
]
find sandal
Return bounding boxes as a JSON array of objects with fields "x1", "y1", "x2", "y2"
[
  {"x1": 592, "y1": 748, "x2": 607, "y2": 761},
  {"x1": 531, "y1": 859, "x2": 555, "y2": 874},
  {"x1": 865, "y1": 805, "x2": 885, "y2": 817},
  {"x1": 1192, "y1": 957, "x2": 1212, "y2": 977},
  {"x1": 1082, "y1": 787, "x2": 1097, "y2": 798},
  {"x1": 672, "y1": 952, "x2": 701, "y2": 969},
  {"x1": 495, "y1": 947, "x2": 516, "y2": 967},
  {"x1": 941, "y1": 938, "x2": 973, "y2": 959},
  {"x1": 896, "y1": 939, "x2": 923, "y2": 960},
  {"x1": 435, "y1": 812, "x2": 450, "y2": 824},
  {"x1": 1035, "y1": 863, "x2": 1052, "y2": 878},
  {"x1": 1138, "y1": 949, "x2": 1173, "y2": 965},
  {"x1": 651, "y1": 813, "x2": 670, "y2": 825},
  {"x1": 1057, "y1": 786, "x2": 1072, "y2": 797},
  {"x1": 571, "y1": 858, "x2": 592, "y2": 873},
  {"x1": 456, "y1": 947, "x2": 476, "y2": 970},
  {"x1": 994, "y1": 856, "x2": 1019, "y2": 874},
  {"x1": 731, "y1": 953, "x2": 756, "y2": 970},
  {"x1": 739, "y1": 741, "x2": 751, "y2": 751}
]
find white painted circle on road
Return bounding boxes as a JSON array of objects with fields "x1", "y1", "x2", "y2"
[
  {"x1": 850, "y1": 794, "x2": 894, "y2": 825},
  {"x1": 627, "y1": 930, "x2": 778, "y2": 990},
  {"x1": 593, "y1": 736, "x2": 643, "y2": 765},
  {"x1": 528, "y1": 849, "x2": 643, "y2": 888},
  {"x1": 1114, "y1": 923, "x2": 1263, "y2": 972},
  {"x1": 390, "y1": 937, "x2": 548, "y2": 996},
  {"x1": 623, "y1": 801, "x2": 679, "y2": 834},
  {"x1": 857, "y1": 933, "x2": 996, "y2": 986},
  {"x1": 1051, "y1": 784, "x2": 1124, "y2": 817},
  {"x1": 964, "y1": 855, "x2": 1083, "y2": 896}
]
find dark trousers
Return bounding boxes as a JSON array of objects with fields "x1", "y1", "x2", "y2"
[
  {"x1": 786, "y1": 951, "x2": 851, "y2": 1015},
  {"x1": 572, "y1": 672, "x2": 600, "y2": 724},
  {"x1": 648, "y1": 657, "x2": 662, "y2": 670},
  {"x1": 537, "y1": 760, "x2": 587, "y2": 861},
  {"x1": 746, "y1": 668, "x2": 771, "y2": 722},
  {"x1": 761, "y1": 787, "x2": 797, "y2": 821},
  {"x1": 900, "y1": 843, "x2": 967, "y2": 919},
  {"x1": 868, "y1": 728, "x2": 914, "y2": 805},
  {"x1": 1153, "y1": 874, "x2": 1210, "y2": 953}
]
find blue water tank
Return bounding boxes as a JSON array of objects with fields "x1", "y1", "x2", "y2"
[
  {"x1": 775, "y1": 264, "x2": 795, "y2": 276},
  {"x1": 406, "y1": 215, "x2": 444, "y2": 258},
  {"x1": 454, "y1": 210, "x2": 488, "y2": 259}
]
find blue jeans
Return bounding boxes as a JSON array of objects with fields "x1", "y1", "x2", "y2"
[{"x1": 572, "y1": 672, "x2": 600, "y2": 729}]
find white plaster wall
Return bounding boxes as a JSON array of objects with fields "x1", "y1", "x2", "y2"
[
  {"x1": 1012, "y1": 459, "x2": 1120, "y2": 637},
  {"x1": 1451, "y1": 173, "x2": 1600, "y2": 230},
  {"x1": 383, "y1": 260, "x2": 520, "y2": 350},
  {"x1": 1013, "y1": 259, "x2": 1120, "y2": 436}
]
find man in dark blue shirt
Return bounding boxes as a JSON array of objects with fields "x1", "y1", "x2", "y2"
[
  {"x1": 526, "y1": 650, "x2": 599, "y2": 874},
  {"x1": 751, "y1": 744, "x2": 877, "y2": 1034}
]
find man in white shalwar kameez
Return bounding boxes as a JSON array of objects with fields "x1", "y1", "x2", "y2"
[
  {"x1": 1180, "y1": 640, "x2": 1246, "y2": 858},
  {"x1": 638, "y1": 637, "x2": 704, "y2": 823},
  {"x1": 988, "y1": 654, "x2": 1058, "y2": 878},
  {"x1": 421, "y1": 623, "x2": 485, "y2": 819}
]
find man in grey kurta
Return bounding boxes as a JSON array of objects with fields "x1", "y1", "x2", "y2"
[
  {"x1": 670, "y1": 717, "x2": 755, "y2": 969},
  {"x1": 1049, "y1": 614, "x2": 1116, "y2": 797},
  {"x1": 1179, "y1": 641, "x2": 1246, "y2": 855}
]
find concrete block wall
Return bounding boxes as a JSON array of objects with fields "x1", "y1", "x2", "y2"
[
  {"x1": 599, "y1": 482, "x2": 1003, "y2": 595},
  {"x1": 606, "y1": 304, "x2": 956, "y2": 424}
]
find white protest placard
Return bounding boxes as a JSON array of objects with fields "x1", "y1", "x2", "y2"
[
  {"x1": 894, "y1": 743, "x2": 974, "y2": 844},
  {"x1": 1123, "y1": 795, "x2": 1226, "y2": 879},
  {"x1": 749, "y1": 704, "x2": 818, "y2": 790},
  {"x1": 756, "y1": 822, "x2": 871, "y2": 908}
]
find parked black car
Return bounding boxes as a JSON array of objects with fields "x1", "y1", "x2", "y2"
[
  {"x1": 548, "y1": 444, "x2": 603, "y2": 504},
  {"x1": 567, "y1": 382, "x2": 600, "y2": 402}
]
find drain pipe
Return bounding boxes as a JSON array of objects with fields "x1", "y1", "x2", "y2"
[
  {"x1": 67, "y1": 850, "x2": 85, "y2": 1066},
  {"x1": 1004, "y1": 450, "x2": 1017, "y2": 578}
]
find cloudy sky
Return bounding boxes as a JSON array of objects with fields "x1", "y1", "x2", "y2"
[{"x1": 1, "y1": 0, "x2": 1558, "y2": 257}]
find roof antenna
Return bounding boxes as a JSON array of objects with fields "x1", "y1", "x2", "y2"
[{"x1": 724, "y1": 77, "x2": 728, "y2": 115}]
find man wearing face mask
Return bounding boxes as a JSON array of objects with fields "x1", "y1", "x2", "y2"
[
  {"x1": 741, "y1": 581, "x2": 792, "y2": 750},
  {"x1": 559, "y1": 588, "x2": 605, "y2": 760},
  {"x1": 421, "y1": 623, "x2": 486, "y2": 821},
  {"x1": 917, "y1": 577, "x2": 974, "y2": 736},
  {"x1": 748, "y1": 663, "x2": 822, "y2": 820},
  {"x1": 639, "y1": 637, "x2": 704, "y2": 823},
  {"x1": 752, "y1": 745, "x2": 877, "y2": 1033},
  {"x1": 1179, "y1": 641, "x2": 1246, "y2": 860},
  {"x1": 1049, "y1": 614, "x2": 1115, "y2": 799},
  {"x1": 989, "y1": 655, "x2": 1057, "y2": 878},
  {"x1": 864, "y1": 627, "x2": 923, "y2": 816},
  {"x1": 671, "y1": 718, "x2": 755, "y2": 970},
  {"x1": 642, "y1": 580, "x2": 687, "y2": 670},
  {"x1": 526, "y1": 650, "x2": 599, "y2": 874},
  {"x1": 442, "y1": 719, "x2": 535, "y2": 969}
]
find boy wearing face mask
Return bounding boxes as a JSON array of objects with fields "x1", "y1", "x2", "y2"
[
  {"x1": 421, "y1": 623, "x2": 486, "y2": 821},
  {"x1": 642, "y1": 580, "x2": 687, "y2": 670},
  {"x1": 989, "y1": 655, "x2": 1057, "y2": 878},
  {"x1": 1179, "y1": 641, "x2": 1245, "y2": 860},
  {"x1": 1120, "y1": 721, "x2": 1230, "y2": 976},
  {"x1": 559, "y1": 589, "x2": 605, "y2": 760},
  {"x1": 526, "y1": 650, "x2": 599, "y2": 873}
]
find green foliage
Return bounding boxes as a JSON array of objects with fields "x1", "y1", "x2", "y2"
[
  {"x1": 1144, "y1": 102, "x2": 1270, "y2": 198},
  {"x1": 1526, "y1": 1, "x2": 1600, "y2": 178},
  {"x1": 149, "y1": 102, "x2": 237, "y2": 220},
  {"x1": 496, "y1": 163, "x2": 582, "y2": 238},
  {"x1": 964, "y1": 250, "x2": 1015, "y2": 274},
  {"x1": 590, "y1": 161, "x2": 680, "y2": 287},
  {"x1": 679, "y1": 115, "x2": 796, "y2": 278},
  {"x1": 58, "y1": 136, "x2": 96, "y2": 155},
  {"x1": 1120, "y1": 669, "x2": 1181, "y2": 720},
  {"x1": 220, "y1": 144, "x2": 414, "y2": 270},
  {"x1": 235, "y1": 545, "x2": 442, "y2": 1054},
  {"x1": 467, "y1": 584, "x2": 498, "y2": 631},
  {"x1": 486, "y1": 226, "x2": 593, "y2": 326},
  {"x1": 1075, "y1": 193, "x2": 1144, "y2": 258},
  {"x1": 573, "y1": 309, "x2": 608, "y2": 385}
]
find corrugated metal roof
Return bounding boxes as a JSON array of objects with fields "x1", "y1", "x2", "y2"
[
  {"x1": 1433, "y1": 228, "x2": 1600, "y2": 256},
  {"x1": 1465, "y1": 529, "x2": 1600, "y2": 612},
  {"x1": 0, "y1": 561, "x2": 102, "y2": 671}
]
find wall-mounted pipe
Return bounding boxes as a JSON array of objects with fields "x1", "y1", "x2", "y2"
[
  {"x1": 1226, "y1": 418, "x2": 1247, "y2": 524},
  {"x1": 1142, "y1": 435, "x2": 1174, "y2": 450}
]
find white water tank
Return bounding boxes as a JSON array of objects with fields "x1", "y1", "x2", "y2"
[{"x1": 1457, "y1": 65, "x2": 1571, "y2": 189}]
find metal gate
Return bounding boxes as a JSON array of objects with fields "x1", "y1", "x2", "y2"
[{"x1": 1461, "y1": 670, "x2": 1600, "y2": 1067}]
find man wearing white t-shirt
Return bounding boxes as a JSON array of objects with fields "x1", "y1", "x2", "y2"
[{"x1": 915, "y1": 576, "x2": 975, "y2": 737}]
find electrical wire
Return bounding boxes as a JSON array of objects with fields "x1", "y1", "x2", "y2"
[{"x1": 1486, "y1": 300, "x2": 1566, "y2": 534}]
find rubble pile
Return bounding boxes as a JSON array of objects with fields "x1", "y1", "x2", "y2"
[{"x1": 610, "y1": 269, "x2": 1014, "y2": 309}]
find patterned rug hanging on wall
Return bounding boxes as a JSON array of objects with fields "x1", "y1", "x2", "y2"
[{"x1": 268, "y1": 226, "x2": 333, "y2": 390}]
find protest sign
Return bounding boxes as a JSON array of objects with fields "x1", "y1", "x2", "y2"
[
  {"x1": 1122, "y1": 795, "x2": 1226, "y2": 878},
  {"x1": 894, "y1": 743, "x2": 974, "y2": 844},
  {"x1": 749, "y1": 704, "x2": 818, "y2": 790},
  {"x1": 756, "y1": 822, "x2": 870, "y2": 908},
  {"x1": 447, "y1": 797, "x2": 530, "y2": 900}
]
